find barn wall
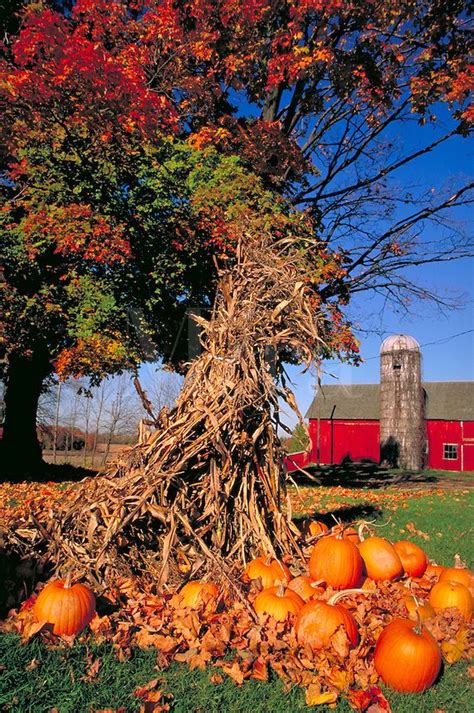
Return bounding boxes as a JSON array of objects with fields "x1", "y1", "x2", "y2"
[
  {"x1": 287, "y1": 418, "x2": 474, "y2": 473},
  {"x1": 284, "y1": 450, "x2": 310, "y2": 471},
  {"x1": 308, "y1": 419, "x2": 319, "y2": 463},
  {"x1": 317, "y1": 419, "x2": 380, "y2": 464},
  {"x1": 427, "y1": 420, "x2": 474, "y2": 472},
  {"x1": 462, "y1": 422, "x2": 474, "y2": 471}
]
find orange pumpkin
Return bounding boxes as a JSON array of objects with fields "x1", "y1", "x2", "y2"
[
  {"x1": 429, "y1": 580, "x2": 473, "y2": 619},
  {"x1": 244, "y1": 556, "x2": 291, "y2": 588},
  {"x1": 287, "y1": 576, "x2": 323, "y2": 602},
  {"x1": 307, "y1": 520, "x2": 329, "y2": 537},
  {"x1": 331, "y1": 524, "x2": 360, "y2": 545},
  {"x1": 33, "y1": 578, "x2": 95, "y2": 636},
  {"x1": 394, "y1": 540, "x2": 428, "y2": 577},
  {"x1": 296, "y1": 596, "x2": 359, "y2": 650},
  {"x1": 343, "y1": 527, "x2": 360, "y2": 545},
  {"x1": 358, "y1": 536, "x2": 403, "y2": 581},
  {"x1": 361, "y1": 576, "x2": 377, "y2": 591},
  {"x1": 425, "y1": 562, "x2": 445, "y2": 580},
  {"x1": 254, "y1": 584, "x2": 304, "y2": 621},
  {"x1": 309, "y1": 535, "x2": 363, "y2": 590},
  {"x1": 439, "y1": 555, "x2": 474, "y2": 592},
  {"x1": 374, "y1": 618, "x2": 441, "y2": 692},
  {"x1": 179, "y1": 581, "x2": 219, "y2": 608},
  {"x1": 402, "y1": 593, "x2": 435, "y2": 622}
]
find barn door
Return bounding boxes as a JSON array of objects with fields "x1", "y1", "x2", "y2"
[
  {"x1": 462, "y1": 444, "x2": 474, "y2": 471},
  {"x1": 461, "y1": 422, "x2": 474, "y2": 471}
]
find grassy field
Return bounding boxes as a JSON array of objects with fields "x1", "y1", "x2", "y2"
[
  {"x1": 42, "y1": 443, "x2": 128, "y2": 468},
  {"x1": 0, "y1": 633, "x2": 471, "y2": 713},
  {"x1": 0, "y1": 469, "x2": 472, "y2": 712}
]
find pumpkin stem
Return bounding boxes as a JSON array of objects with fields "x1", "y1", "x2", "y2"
[
  {"x1": 357, "y1": 518, "x2": 391, "y2": 542},
  {"x1": 64, "y1": 572, "x2": 72, "y2": 589},
  {"x1": 454, "y1": 553, "x2": 465, "y2": 569},
  {"x1": 371, "y1": 517, "x2": 391, "y2": 529},
  {"x1": 311, "y1": 579, "x2": 324, "y2": 588},
  {"x1": 276, "y1": 581, "x2": 286, "y2": 597},
  {"x1": 327, "y1": 588, "x2": 367, "y2": 605},
  {"x1": 413, "y1": 609, "x2": 423, "y2": 635}
]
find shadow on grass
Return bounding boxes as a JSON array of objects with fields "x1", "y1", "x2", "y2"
[
  {"x1": 292, "y1": 460, "x2": 440, "y2": 489},
  {"x1": 0, "y1": 461, "x2": 98, "y2": 484},
  {"x1": 0, "y1": 547, "x2": 123, "y2": 619},
  {"x1": 293, "y1": 503, "x2": 382, "y2": 529},
  {"x1": 0, "y1": 550, "x2": 50, "y2": 618}
]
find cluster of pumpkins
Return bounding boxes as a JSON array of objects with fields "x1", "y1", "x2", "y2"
[
  {"x1": 30, "y1": 521, "x2": 472, "y2": 697},
  {"x1": 240, "y1": 522, "x2": 473, "y2": 694}
]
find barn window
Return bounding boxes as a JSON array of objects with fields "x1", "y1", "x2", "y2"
[{"x1": 443, "y1": 444, "x2": 458, "y2": 460}]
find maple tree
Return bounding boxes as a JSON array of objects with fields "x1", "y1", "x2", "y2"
[{"x1": 1, "y1": 0, "x2": 472, "y2": 478}]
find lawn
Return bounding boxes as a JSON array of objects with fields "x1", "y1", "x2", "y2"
[
  {"x1": 0, "y1": 633, "x2": 471, "y2": 713},
  {"x1": 0, "y1": 469, "x2": 472, "y2": 712}
]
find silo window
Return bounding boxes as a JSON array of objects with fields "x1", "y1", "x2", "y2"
[
  {"x1": 392, "y1": 360, "x2": 401, "y2": 370},
  {"x1": 443, "y1": 444, "x2": 458, "y2": 460}
]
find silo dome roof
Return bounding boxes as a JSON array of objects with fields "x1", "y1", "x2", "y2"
[{"x1": 380, "y1": 334, "x2": 420, "y2": 353}]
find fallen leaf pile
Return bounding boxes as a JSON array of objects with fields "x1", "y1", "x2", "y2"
[
  {"x1": 0, "y1": 481, "x2": 74, "y2": 521},
  {"x1": 1, "y1": 482, "x2": 460, "y2": 533},
  {"x1": 290, "y1": 485, "x2": 466, "y2": 518}
]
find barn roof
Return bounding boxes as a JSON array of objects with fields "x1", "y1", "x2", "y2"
[
  {"x1": 423, "y1": 382, "x2": 474, "y2": 420},
  {"x1": 305, "y1": 382, "x2": 474, "y2": 421}
]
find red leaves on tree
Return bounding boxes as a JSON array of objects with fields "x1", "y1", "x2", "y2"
[
  {"x1": 54, "y1": 335, "x2": 130, "y2": 380},
  {"x1": 21, "y1": 205, "x2": 131, "y2": 265},
  {"x1": 2, "y1": 1, "x2": 178, "y2": 152}
]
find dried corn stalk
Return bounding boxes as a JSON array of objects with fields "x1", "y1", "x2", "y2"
[{"x1": 4, "y1": 231, "x2": 329, "y2": 587}]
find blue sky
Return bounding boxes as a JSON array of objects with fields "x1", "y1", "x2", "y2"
[{"x1": 282, "y1": 103, "x2": 474, "y2": 423}]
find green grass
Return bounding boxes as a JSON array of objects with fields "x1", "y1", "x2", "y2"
[
  {"x1": 0, "y1": 632, "x2": 308, "y2": 712},
  {"x1": 0, "y1": 478, "x2": 473, "y2": 712},
  {"x1": 0, "y1": 633, "x2": 471, "y2": 713},
  {"x1": 384, "y1": 491, "x2": 474, "y2": 566},
  {"x1": 291, "y1": 484, "x2": 474, "y2": 567}
]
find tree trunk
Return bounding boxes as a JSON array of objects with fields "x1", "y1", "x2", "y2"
[
  {"x1": 53, "y1": 381, "x2": 62, "y2": 464},
  {"x1": 0, "y1": 349, "x2": 51, "y2": 479},
  {"x1": 91, "y1": 383, "x2": 105, "y2": 467}
]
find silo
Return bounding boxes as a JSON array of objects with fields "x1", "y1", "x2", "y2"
[{"x1": 379, "y1": 334, "x2": 425, "y2": 470}]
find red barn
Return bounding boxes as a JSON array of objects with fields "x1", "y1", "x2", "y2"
[{"x1": 286, "y1": 381, "x2": 474, "y2": 472}]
